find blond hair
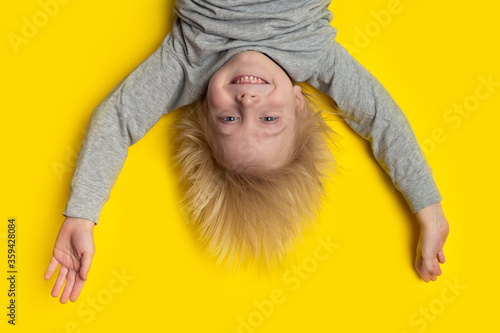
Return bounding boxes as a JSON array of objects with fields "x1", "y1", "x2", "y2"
[{"x1": 172, "y1": 90, "x2": 336, "y2": 270}]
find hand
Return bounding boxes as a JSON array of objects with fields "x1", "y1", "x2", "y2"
[
  {"x1": 414, "y1": 202, "x2": 449, "y2": 282},
  {"x1": 44, "y1": 217, "x2": 95, "y2": 303}
]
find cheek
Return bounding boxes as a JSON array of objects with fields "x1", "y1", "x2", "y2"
[
  {"x1": 205, "y1": 125, "x2": 228, "y2": 168},
  {"x1": 206, "y1": 84, "x2": 218, "y2": 106},
  {"x1": 207, "y1": 85, "x2": 230, "y2": 111},
  {"x1": 268, "y1": 88, "x2": 296, "y2": 111}
]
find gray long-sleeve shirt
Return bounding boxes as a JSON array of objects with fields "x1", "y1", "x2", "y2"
[{"x1": 63, "y1": 0, "x2": 441, "y2": 223}]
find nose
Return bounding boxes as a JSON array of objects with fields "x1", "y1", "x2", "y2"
[{"x1": 236, "y1": 92, "x2": 260, "y2": 106}]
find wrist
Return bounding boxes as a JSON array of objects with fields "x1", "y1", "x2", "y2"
[
  {"x1": 64, "y1": 217, "x2": 96, "y2": 231},
  {"x1": 415, "y1": 202, "x2": 446, "y2": 227}
]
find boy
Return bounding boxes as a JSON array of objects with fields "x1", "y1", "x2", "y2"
[{"x1": 45, "y1": 0, "x2": 449, "y2": 303}]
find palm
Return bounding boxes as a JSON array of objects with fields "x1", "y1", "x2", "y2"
[
  {"x1": 53, "y1": 229, "x2": 88, "y2": 271},
  {"x1": 45, "y1": 218, "x2": 95, "y2": 303}
]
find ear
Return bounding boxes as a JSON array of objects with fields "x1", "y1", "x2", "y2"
[{"x1": 293, "y1": 85, "x2": 306, "y2": 115}]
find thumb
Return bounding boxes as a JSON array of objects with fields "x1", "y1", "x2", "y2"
[{"x1": 437, "y1": 249, "x2": 446, "y2": 264}]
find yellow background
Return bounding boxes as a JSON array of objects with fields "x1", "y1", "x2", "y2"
[{"x1": 1, "y1": 0, "x2": 498, "y2": 332}]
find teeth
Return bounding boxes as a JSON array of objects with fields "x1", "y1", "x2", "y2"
[{"x1": 232, "y1": 75, "x2": 266, "y2": 84}]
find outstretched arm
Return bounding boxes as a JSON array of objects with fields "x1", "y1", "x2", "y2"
[
  {"x1": 64, "y1": 35, "x2": 187, "y2": 223},
  {"x1": 48, "y1": 32, "x2": 191, "y2": 300},
  {"x1": 308, "y1": 41, "x2": 447, "y2": 280},
  {"x1": 309, "y1": 41, "x2": 442, "y2": 213}
]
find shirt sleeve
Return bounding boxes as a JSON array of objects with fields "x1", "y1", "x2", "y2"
[
  {"x1": 306, "y1": 41, "x2": 442, "y2": 213},
  {"x1": 63, "y1": 35, "x2": 187, "y2": 223}
]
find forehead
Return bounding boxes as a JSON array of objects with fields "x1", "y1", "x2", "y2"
[{"x1": 221, "y1": 139, "x2": 292, "y2": 171}]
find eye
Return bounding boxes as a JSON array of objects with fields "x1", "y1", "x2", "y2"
[
  {"x1": 261, "y1": 117, "x2": 277, "y2": 122},
  {"x1": 220, "y1": 116, "x2": 239, "y2": 123}
]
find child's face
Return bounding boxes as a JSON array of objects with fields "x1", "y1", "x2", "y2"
[{"x1": 206, "y1": 51, "x2": 304, "y2": 173}]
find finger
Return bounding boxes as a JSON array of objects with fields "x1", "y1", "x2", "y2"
[
  {"x1": 437, "y1": 249, "x2": 446, "y2": 264},
  {"x1": 51, "y1": 266, "x2": 68, "y2": 297},
  {"x1": 70, "y1": 275, "x2": 86, "y2": 302},
  {"x1": 434, "y1": 257, "x2": 443, "y2": 276},
  {"x1": 44, "y1": 256, "x2": 59, "y2": 281},
  {"x1": 418, "y1": 268, "x2": 431, "y2": 282},
  {"x1": 60, "y1": 270, "x2": 76, "y2": 304},
  {"x1": 416, "y1": 256, "x2": 431, "y2": 282},
  {"x1": 426, "y1": 268, "x2": 437, "y2": 281},
  {"x1": 425, "y1": 259, "x2": 438, "y2": 281},
  {"x1": 426, "y1": 256, "x2": 442, "y2": 277},
  {"x1": 79, "y1": 251, "x2": 94, "y2": 281},
  {"x1": 423, "y1": 258, "x2": 435, "y2": 275}
]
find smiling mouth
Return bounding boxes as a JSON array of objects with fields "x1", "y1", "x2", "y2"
[{"x1": 230, "y1": 75, "x2": 269, "y2": 84}]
